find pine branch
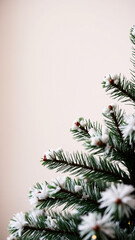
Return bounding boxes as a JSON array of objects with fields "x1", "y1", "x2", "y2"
[
  {"x1": 103, "y1": 106, "x2": 124, "y2": 140},
  {"x1": 22, "y1": 226, "x2": 79, "y2": 240},
  {"x1": 103, "y1": 75, "x2": 135, "y2": 105},
  {"x1": 9, "y1": 211, "x2": 81, "y2": 240},
  {"x1": 111, "y1": 81, "x2": 135, "y2": 103},
  {"x1": 41, "y1": 152, "x2": 130, "y2": 184},
  {"x1": 37, "y1": 189, "x2": 99, "y2": 213},
  {"x1": 71, "y1": 120, "x2": 111, "y2": 154},
  {"x1": 30, "y1": 178, "x2": 101, "y2": 214},
  {"x1": 71, "y1": 120, "x2": 102, "y2": 141}
]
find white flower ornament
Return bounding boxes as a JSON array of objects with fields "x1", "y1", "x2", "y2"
[
  {"x1": 78, "y1": 212, "x2": 115, "y2": 240},
  {"x1": 99, "y1": 183, "x2": 135, "y2": 218}
]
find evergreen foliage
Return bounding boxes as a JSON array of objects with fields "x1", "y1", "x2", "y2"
[{"x1": 8, "y1": 27, "x2": 135, "y2": 240}]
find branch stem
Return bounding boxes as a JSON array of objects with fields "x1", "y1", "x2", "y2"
[
  {"x1": 43, "y1": 158, "x2": 129, "y2": 183},
  {"x1": 112, "y1": 82, "x2": 135, "y2": 102},
  {"x1": 24, "y1": 225, "x2": 79, "y2": 236}
]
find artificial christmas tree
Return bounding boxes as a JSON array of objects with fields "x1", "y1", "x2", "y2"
[{"x1": 8, "y1": 27, "x2": 135, "y2": 240}]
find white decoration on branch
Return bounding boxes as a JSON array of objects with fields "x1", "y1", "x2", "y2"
[
  {"x1": 48, "y1": 185, "x2": 61, "y2": 195},
  {"x1": 29, "y1": 183, "x2": 49, "y2": 207},
  {"x1": 90, "y1": 136, "x2": 101, "y2": 146},
  {"x1": 78, "y1": 212, "x2": 115, "y2": 240},
  {"x1": 102, "y1": 103, "x2": 117, "y2": 115},
  {"x1": 82, "y1": 193, "x2": 89, "y2": 199},
  {"x1": 43, "y1": 148, "x2": 63, "y2": 161},
  {"x1": 72, "y1": 209, "x2": 79, "y2": 215},
  {"x1": 89, "y1": 126, "x2": 109, "y2": 147},
  {"x1": 7, "y1": 235, "x2": 17, "y2": 240},
  {"x1": 45, "y1": 216, "x2": 56, "y2": 229},
  {"x1": 51, "y1": 176, "x2": 66, "y2": 188},
  {"x1": 80, "y1": 119, "x2": 87, "y2": 128},
  {"x1": 37, "y1": 183, "x2": 49, "y2": 200},
  {"x1": 103, "y1": 74, "x2": 119, "y2": 87},
  {"x1": 71, "y1": 118, "x2": 87, "y2": 131},
  {"x1": 89, "y1": 128, "x2": 100, "y2": 146},
  {"x1": 9, "y1": 212, "x2": 27, "y2": 237},
  {"x1": 99, "y1": 183, "x2": 135, "y2": 218},
  {"x1": 29, "y1": 209, "x2": 44, "y2": 222},
  {"x1": 48, "y1": 177, "x2": 67, "y2": 195},
  {"x1": 29, "y1": 188, "x2": 39, "y2": 206},
  {"x1": 43, "y1": 149, "x2": 56, "y2": 160},
  {"x1": 105, "y1": 143, "x2": 111, "y2": 154},
  {"x1": 72, "y1": 119, "x2": 81, "y2": 131},
  {"x1": 89, "y1": 128, "x2": 97, "y2": 136},
  {"x1": 55, "y1": 148, "x2": 63, "y2": 153},
  {"x1": 101, "y1": 127, "x2": 109, "y2": 144},
  {"x1": 74, "y1": 185, "x2": 82, "y2": 192},
  {"x1": 120, "y1": 113, "x2": 135, "y2": 144}
]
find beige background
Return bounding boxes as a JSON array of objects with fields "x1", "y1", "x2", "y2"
[{"x1": 0, "y1": 0, "x2": 134, "y2": 239}]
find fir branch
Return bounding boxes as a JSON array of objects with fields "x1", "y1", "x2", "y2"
[
  {"x1": 23, "y1": 225, "x2": 79, "y2": 238},
  {"x1": 106, "y1": 106, "x2": 123, "y2": 139},
  {"x1": 37, "y1": 189, "x2": 99, "y2": 212},
  {"x1": 41, "y1": 152, "x2": 130, "y2": 184},
  {"x1": 11, "y1": 211, "x2": 81, "y2": 240},
  {"x1": 33, "y1": 179, "x2": 100, "y2": 213},
  {"x1": 28, "y1": 179, "x2": 102, "y2": 215},
  {"x1": 70, "y1": 120, "x2": 102, "y2": 142},
  {"x1": 71, "y1": 120, "x2": 109, "y2": 154},
  {"x1": 103, "y1": 75, "x2": 135, "y2": 105},
  {"x1": 111, "y1": 81, "x2": 135, "y2": 103}
]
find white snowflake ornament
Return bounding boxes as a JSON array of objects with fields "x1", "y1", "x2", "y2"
[
  {"x1": 78, "y1": 212, "x2": 115, "y2": 240},
  {"x1": 99, "y1": 183, "x2": 135, "y2": 218}
]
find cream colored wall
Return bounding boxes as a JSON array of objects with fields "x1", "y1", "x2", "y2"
[{"x1": 0, "y1": 0, "x2": 134, "y2": 239}]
